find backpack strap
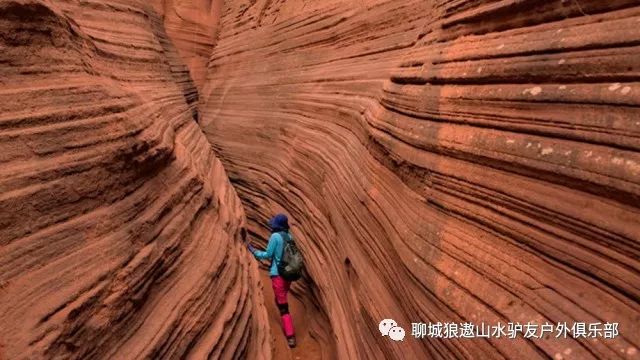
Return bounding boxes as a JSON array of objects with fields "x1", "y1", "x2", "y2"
[{"x1": 278, "y1": 231, "x2": 290, "y2": 260}]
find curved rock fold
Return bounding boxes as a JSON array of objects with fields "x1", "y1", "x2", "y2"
[
  {"x1": 0, "y1": 1, "x2": 269, "y2": 359},
  {"x1": 1, "y1": 0, "x2": 639, "y2": 359},
  {"x1": 200, "y1": 0, "x2": 640, "y2": 359}
]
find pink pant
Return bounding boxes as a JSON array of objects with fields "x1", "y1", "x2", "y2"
[{"x1": 271, "y1": 276, "x2": 295, "y2": 338}]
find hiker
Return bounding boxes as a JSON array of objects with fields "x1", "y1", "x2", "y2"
[{"x1": 247, "y1": 213, "x2": 298, "y2": 348}]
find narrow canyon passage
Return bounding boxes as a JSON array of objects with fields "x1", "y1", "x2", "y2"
[
  {"x1": 152, "y1": 0, "x2": 340, "y2": 355},
  {"x1": 1, "y1": 0, "x2": 639, "y2": 359}
]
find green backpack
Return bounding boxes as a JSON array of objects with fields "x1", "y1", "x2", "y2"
[{"x1": 277, "y1": 232, "x2": 304, "y2": 281}]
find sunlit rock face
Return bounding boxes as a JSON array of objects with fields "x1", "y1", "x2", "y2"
[
  {"x1": 0, "y1": 1, "x2": 270, "y2": 359},
  {"x1": 201, "y1": 0, "x2": 640, "y2": 358}
]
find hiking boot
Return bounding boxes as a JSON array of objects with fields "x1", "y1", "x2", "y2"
[{"x1": 287, "y1": 336, "x2": 297, "y2": 348}]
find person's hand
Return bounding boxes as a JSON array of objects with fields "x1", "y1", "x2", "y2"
[{"x1": 247, "y1": 243, "x2": 256, "y2": 254}]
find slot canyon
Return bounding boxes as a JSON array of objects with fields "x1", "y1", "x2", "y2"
[{"x1": 0, "y1": 0, "x2": 639, "y2": 359}]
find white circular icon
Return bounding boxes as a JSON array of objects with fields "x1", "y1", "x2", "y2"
[
  {"x1": 388, "y1": 326, "x2": 406, "y2": 341},
  {"x1": 379, "y1": 319, "x2": 398, "y2": 336}
]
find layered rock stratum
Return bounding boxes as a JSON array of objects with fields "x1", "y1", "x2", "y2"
[
  {"x1": 151, "y1": 0, "x2": 224, "y2": 92},
  {"x1": 200, "y1": 0, "x2": 640, "y2": 359},
  {"x1": 0, "y1": 1, "x2": 270, "y2": 359},
  {"x1": 1, "y1": 0, "x2": 640, "y2": 359}
]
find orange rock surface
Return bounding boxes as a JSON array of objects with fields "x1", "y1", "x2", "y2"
[
  {"x1": 151, "y1": 0, "x2": 224, "y2": 92},
  {"x1": 200, "y1": 0, "x2": 640, "y2": 359},
  {"x1": 1, "y1": 0, "x2": 640, "y2": 359},
  {"x1": 0, "y1": 1, "x2": 269, "y2": 358}
]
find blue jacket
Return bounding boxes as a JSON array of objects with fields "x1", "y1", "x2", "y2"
[{"x1": 252, "y1": 231, "x2": 291, "y2": 276}]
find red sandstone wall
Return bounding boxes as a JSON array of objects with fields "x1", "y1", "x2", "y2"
[
  {"x1": 0, "y1": 1, "x2": 270, "y2": 358},
  {"x1": 201, "y1": 0, "x2": 640, "y2": 359},
  {"x1": 1, "y1": 0, "x2": 639, "y2": 359},
  {"x1": 151, "y1": 0, "x2": 224, "y2": 91}
]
